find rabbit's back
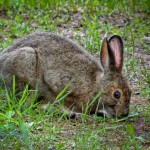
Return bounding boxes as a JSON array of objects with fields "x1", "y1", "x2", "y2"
[
  {"x1": 2, "y1": 32, "x2": 102, "y2": 74},
  {"x1": 2, "y1": 32, "x2": 93, "y2": 56}
]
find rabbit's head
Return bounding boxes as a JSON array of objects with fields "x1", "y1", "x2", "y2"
[{"x1": 97, "y1": 35, "x2": 131, "y2": 118}]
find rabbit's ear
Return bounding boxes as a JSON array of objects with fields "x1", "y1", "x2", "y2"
[
  {"x1": 100, "y1": 37, "x2": 109, "y2": 69},
  {"x1": 108, "y1": 35, "x2": 123, "y2": 72}
]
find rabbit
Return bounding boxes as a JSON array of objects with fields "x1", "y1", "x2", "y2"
[{"x1": 0, "y1": 32, "x2": 131, "y2": 118}]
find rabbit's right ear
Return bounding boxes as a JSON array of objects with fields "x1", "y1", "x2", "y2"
[{"x1": 100, "y1": 37, "x2": 109, "y2": 69}]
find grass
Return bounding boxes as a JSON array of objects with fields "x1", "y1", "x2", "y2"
[{"x1": 0, "y1": 0, "x2": 150, "y2": 149}]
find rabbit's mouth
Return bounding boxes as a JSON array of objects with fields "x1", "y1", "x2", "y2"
[
  {"x1": 96, "y1": 105, "x2": 129, "y2": 118},
  {"x1": 97, "y1": 108, "x2": 114, "y2": 118},
  {"x1": 95, "y1": 103, "x2": 115, "y2": 118}
]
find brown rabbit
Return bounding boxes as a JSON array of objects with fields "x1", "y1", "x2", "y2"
[{"x1": 0, "y1": 32, "x2": 131, "y2": 118}]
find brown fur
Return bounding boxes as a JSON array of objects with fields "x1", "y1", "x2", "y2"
[{"x1": 0, "y1": 32, "x2": 131, "y2": 117}]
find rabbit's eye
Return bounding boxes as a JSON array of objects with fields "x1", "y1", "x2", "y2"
[{"x1": 113, "y1": 91, "x2": 121, "y2": 99}]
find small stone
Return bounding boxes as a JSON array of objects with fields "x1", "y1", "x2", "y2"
[{"x1": 142, "y1": 37, "x2": 150, "y2": 45}]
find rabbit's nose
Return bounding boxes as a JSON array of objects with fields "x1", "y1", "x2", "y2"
[
  {"x1": 121, "y1": 107, "x2": 129, "y2": 117},
  {"x1": 124, "y1": 102, "x2": 130, "y2": 109}
]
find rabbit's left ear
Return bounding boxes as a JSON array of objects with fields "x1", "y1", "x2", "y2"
[{"x1": 108, "y1": 35, "x2": 123, "y2": 72}]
